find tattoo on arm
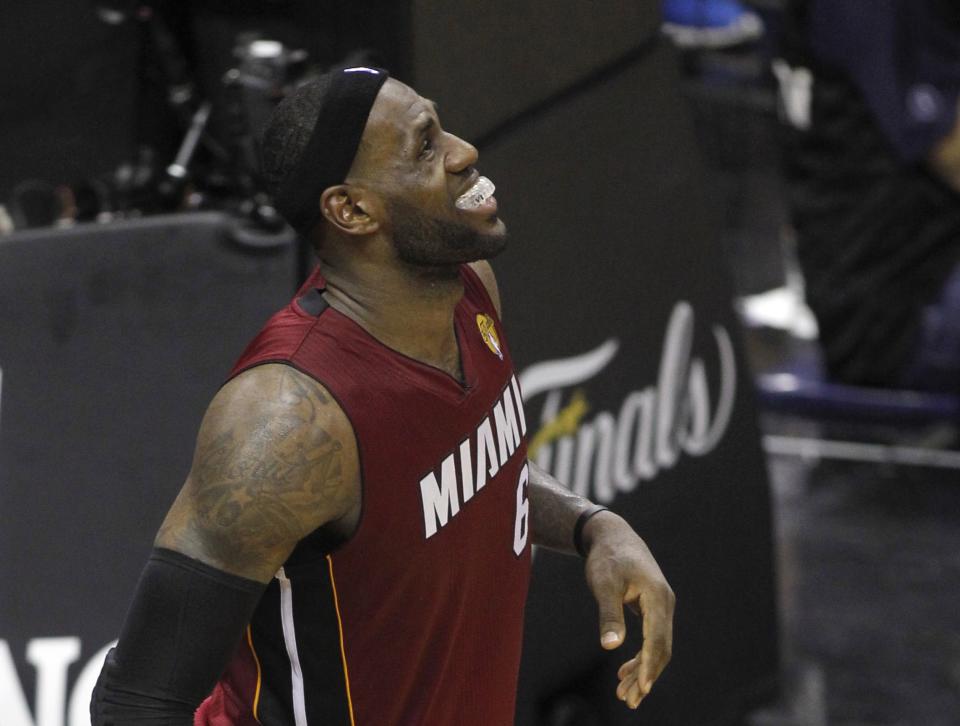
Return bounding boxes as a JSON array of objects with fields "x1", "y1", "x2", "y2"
[
  {"x1": 528, "y1": 461, "x2": 594, "y2": 553},
  {"x1": 156, "y1": 365, "x2": 359, "y2": 582}
]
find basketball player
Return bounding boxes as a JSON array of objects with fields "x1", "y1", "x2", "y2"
[{"x1": 91, "y1": 67, "x2": 674, "y2": 724}]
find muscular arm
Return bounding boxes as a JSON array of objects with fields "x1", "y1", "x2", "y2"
[
  {"x1": 91, "y1": 364, "x2": 360, "y2": 723},
  {"x1": 470, "y1": 262, "x2": 673, "y2": 709},
  {"x1": 157, "y1": 363, "x2": 360, "y2": 581}
]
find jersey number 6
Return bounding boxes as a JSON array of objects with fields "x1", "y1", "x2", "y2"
[{"x1": 512, "y1": 463, "x2": 529, "y2": 556}]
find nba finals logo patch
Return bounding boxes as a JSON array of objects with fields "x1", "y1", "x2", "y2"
[{"x1": 476, "y1": 314, "x2": 503, "y2": 360}]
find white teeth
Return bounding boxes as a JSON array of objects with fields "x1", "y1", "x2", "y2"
[{"x1": 456, "y1": 176, "x2": 495, "y2": 210}]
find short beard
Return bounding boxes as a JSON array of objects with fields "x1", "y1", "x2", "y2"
[{"x1": 385, "y1": 197, "x2": 507, "y2": 272}]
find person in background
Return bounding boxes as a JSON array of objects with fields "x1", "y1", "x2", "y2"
[
  {"x1": 662, "y1": 0, "x2": 764, "y2": 49},
  {"x1": 778, "y1": 0, "x2": 960, "y2": 392}
]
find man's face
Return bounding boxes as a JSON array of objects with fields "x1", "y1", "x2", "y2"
[{"x1": 349, "y1": 80, "x2": 507, "y2": 266}]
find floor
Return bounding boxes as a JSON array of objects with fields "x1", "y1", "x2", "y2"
[
  {"x1": 760, "y1": 425, "x2": 960, "y2": 726},
  {"x1": 680, "y1": 29, "x2": 960, "y2": 726}
]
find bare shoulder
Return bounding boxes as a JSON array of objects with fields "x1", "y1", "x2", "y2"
[
  {"x1": 155, "y1": 363, "x2": 360, "y2": 582},
  {"x1": 468, "y1": 260, "x2": 503, "y2": 319}
]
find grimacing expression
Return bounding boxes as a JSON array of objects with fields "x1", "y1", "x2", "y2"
[{"x1": 350, "y1": 79, "x2": 507, "y2": 266}]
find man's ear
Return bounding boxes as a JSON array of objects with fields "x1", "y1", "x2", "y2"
[{"x1": 319, "y1": 184, "x2": 381, "y2": 235}]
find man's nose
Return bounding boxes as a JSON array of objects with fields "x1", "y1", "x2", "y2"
[{"x1": 445, "y1": 132, "x2": 479, "y2": 173}]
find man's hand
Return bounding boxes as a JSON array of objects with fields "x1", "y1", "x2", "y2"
[{"x1": 582, "y1": 511, "x2": 675, "y2": 709}]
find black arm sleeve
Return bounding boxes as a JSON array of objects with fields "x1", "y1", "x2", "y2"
[{"x1": 90, "y1": 547, "x2": 266, "y2": 725}]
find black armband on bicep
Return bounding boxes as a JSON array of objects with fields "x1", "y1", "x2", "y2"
[{"x1": 90, "y1": 548, "x2": 265, "y2": 725}]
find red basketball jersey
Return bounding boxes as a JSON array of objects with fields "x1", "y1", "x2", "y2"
[{"x1": 195, "y1": 265, "x2": 532, "y2": 726}]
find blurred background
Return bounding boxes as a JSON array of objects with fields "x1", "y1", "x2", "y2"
[{"x1": 2, "y1": 1, "x2": 959, "y2": 724}]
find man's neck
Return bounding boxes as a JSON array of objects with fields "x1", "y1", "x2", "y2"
[{"x1": 319, "y1": 254, "x2": 466, "y2": 378}]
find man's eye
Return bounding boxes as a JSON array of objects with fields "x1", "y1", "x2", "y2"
[{"x1": 419, "y1": 138, "x2": 434, "y2": 158}]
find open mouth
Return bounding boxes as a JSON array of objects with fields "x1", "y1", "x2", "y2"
[{"x1": 455, "y1": 176, "x2": 496, "y2": 211}]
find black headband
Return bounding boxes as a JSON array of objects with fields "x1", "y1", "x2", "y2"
[{"x1": 274, "y1": 66, "x2": 389, "y2": 236}]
